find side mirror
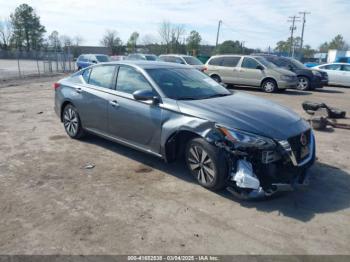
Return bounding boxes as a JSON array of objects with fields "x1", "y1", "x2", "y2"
[
  {"x1": 91, "y1": 60, "x2": 98, "y2": 64},
  {"x1": 256, "y1": 65, "x2": 264, "y2": 70},
  {"x1": 133, "y1": 89, "x2": 159, "y2": 103}
]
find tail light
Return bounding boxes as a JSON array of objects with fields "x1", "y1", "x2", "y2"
[
  {"x1": 53, "y1": 82, "x2": 60, "y2": 90},
  {"x1": 202, "y1": 66, "x2": 207, "y2": 72}
]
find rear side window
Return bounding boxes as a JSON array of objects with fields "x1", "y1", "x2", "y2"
[
  {"x1": 322, "y1": 64, "x2": 341, "y2": 70},
  {"x1": 222, "y1": 57, "x2": 241, "y2": 67},
  {"x1": 88, "y1": 65, "x2": 116, "y2": 89},
  {"x1": 241, "y1": 57, "x2": 259, "y2": 69},
  {"x1": 208, "y1": 57, "x2": 223, "y2": 66},
  {"x1": 116, "y1": 66, "x2": 153, "y2": 94}
]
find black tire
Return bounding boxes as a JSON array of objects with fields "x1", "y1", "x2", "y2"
[
  {"x1": 261, "y1": 79, "x2": 277, "y2": 93},
  {"x1": 185, "y1": 137, "x2": 228, "y2": 191},
  {"x1": 297, "y1": 76, "x2": 310, "y2": 90},
  {"x1": 77, "y1": 67, "x2": 82, "y2": 71},
  {"x1": 211, "y1": 75, "x2": 221, "y2": 83},
  {"x1": 62, "y1": 104, "x2": 85, "y2": 139}
]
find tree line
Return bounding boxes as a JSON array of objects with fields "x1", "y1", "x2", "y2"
[{"x1": 0, "y1": 3, "x2": 348, "y2": 58}]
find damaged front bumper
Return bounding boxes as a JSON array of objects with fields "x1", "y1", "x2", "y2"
[{"x1": 225, "y1": 130, "x2": 315, "y2": 199}]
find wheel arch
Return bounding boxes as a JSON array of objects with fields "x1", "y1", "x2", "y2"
[
  {"x1": 60, "y1": 100, "x2": 75, "y2": 122},
  {"x1": 260, "y1": 77, "x2": 278, "y2": 88}
]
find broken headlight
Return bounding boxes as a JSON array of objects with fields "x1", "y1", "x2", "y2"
[{"x1": 217, "y1": 126, "x2": 276, "y2": 150}]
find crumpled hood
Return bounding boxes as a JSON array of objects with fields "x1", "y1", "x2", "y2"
[{"x1": 177, "y1": 92, "x2": 309, "y2": 140}]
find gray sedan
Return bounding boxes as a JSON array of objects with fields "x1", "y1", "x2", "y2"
[{"x1": 54, "y1": 61, "x2": 315, "y2": 199}]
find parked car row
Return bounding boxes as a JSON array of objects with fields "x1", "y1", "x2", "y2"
[{"x1": 76, "y1": 53, "x2": 350, "y2": 91}]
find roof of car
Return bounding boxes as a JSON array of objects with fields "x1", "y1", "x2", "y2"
[{"x1": 99, "y1": 60, "x2": 191, "y2": 69}]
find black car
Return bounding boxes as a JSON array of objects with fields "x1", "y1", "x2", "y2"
[{"x1": 257, "y1": 55, "x2": 328, "y2": 90}]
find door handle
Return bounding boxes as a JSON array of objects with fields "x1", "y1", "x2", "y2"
[
  {"x1": 109, "y1": 100, "x2": 119, "y2": 108},
  {"x1": 75, "y1": 87, "x2": 82, "y2": 93}
]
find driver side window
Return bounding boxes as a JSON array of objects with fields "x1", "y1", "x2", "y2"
[
  {"x1": 241, "y1": 57, "x2": 259, "y2": 69},
  {"x1": 116, "y1": 66, "x2": 153, "y2": 94}
]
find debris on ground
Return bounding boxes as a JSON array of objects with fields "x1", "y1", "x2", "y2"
[
  {"x1": 37, "y1": 111, "x2": 43, "y2": 114},
  {"x1": 82, "y1": 163, "x2": 95, "y2": 169},
  {"x1": 302, "y1": 101, "x2": 350, "y2": 131}
]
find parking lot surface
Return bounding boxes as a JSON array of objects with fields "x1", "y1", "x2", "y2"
[{"x1": 0, "y1": 76, "x2": 349, "y2": 254}]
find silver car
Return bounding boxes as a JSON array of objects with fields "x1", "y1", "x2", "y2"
[
  {"x1": 54, "y1": 61, "x2": 315, "y2": 199},
  {"x1": 204, "y1": 55, "x2": 298, "y2": 92},
  {"x1": 159, "y1": 54, "x2": 205, "y2": 71},
  {"x1": 312, "y1": 63, "x2": 350, "y2": 87}
]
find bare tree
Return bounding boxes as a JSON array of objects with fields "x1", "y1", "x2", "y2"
[
  {"x1": 142, "y1": 34, "x2": 158, "y2": 45},
  {"x1": 73, "y1": 35, "x2": 84, "y2": 46},
  {"x1": 100, "y1": 30, "x2": 123, "y2": 54},
  {"x1": 158, "y1": 21, "x2": 172, "y2": 52},
  {"x1": 60, "y1": 35, "x2": 72, "y2": 47},
  {"x1": 158, "y1": 21, "x2": 185, "y2": 53},
  {"x1": 0, "y1": 18, "x2": 13, "y2": 50}
]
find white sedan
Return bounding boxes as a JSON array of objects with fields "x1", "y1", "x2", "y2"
[{"x1": 313, "y1": 63, "x2": 350, "y2": 87}]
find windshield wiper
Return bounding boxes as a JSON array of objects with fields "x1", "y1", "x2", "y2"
[
  {"x1": 203, "y1": 93, "x2": 230, "y2": 99},
  {"x1": 176, "y1": 97, "x2": 198, "y2": 100}
]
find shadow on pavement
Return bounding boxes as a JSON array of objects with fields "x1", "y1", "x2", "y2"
[
  {"x1": 229, "y1": 85, "x2": 312, "y2": 96},
  {"x1": 83, "y1": 135, "x2": 350, "y2": 222}
]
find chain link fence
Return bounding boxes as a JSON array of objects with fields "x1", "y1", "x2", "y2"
[{"x1": 0, "y1": 49, "x2": 76, "y2": 80}]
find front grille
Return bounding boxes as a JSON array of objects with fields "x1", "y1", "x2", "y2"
[{"x1": 288, "y1": 129, "x2": 311, "y2": 163}]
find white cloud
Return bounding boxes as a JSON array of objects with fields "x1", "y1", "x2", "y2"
[{"x1": 0, "y1": 0, "x2": 349, "y2": 49}]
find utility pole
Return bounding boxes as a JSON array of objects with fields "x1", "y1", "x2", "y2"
[
  {"x1": 241, "y1": 41, "x2": 246, "y2": 54},
  {"x1": 299, "y1": 11, "x2": 311, "y2": 53},
  {"x1": 215, "y1": 20, "x2": 222, "y2": 47},
  {"x1": 288, "y1": 15, "x2": 300, "y2": 58}
]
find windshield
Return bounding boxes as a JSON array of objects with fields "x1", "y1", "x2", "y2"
[
  {"x1": 254, "y1": 57, "x2": 276, "y2": 68},
  {"x1": 146, "y1": 68, "x2": 230, "y2": 100},
  {"x1": 145, "y1": 55, "x2": 158, "y2": 61},
  {"x1": 183, "y1": 56, "x2": 203, "y2": 65},
  {"x1": 96, "y1": 55, "x2": 110, "y2": 62},
  {"x1": 290, "y1": 58, "x2": 307, "y2": 69}
]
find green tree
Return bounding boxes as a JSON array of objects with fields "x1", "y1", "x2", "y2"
[
  {"x1": 127, "y1": 31, "x2": 139, "y2": 53},
  {"x1": 319, "y1": 35, "x2": 348, "y2": 52},
  {"x1": 10, "y1": 3, "x2": 46, "y2": 50},
  {"x1": 274, "y1": 37, "x2": 301, "y2": 53},
  {"x1": 100, "y1": 30, "x2": 123, "y2": 55},
  {"x1": 186, "y1": 30, "x2": 201, "y2": 56},
  {"x1": 214, "y1": 40, "x2": 241, "y2": 54}
]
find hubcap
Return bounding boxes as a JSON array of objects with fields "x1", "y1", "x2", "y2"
[
  {"x1": 297, "y1": 77, "x2": 308, "y2": 90},
  {"x1": 63, "y1": 108, "x2": 79, "y2": 136},
  {"x1": 264, "y1": 81, "x2": 275, "y2": 92},
  {"x1": 188, "y1": 145, "x2": 215, "y2": 184}
]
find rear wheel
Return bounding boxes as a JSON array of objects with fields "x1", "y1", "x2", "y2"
[
  {"x1": 185, "y1": 138, "x2": 228, "y2": 191},
  {"x1": 211, "y1": 75, "x2": 221, "y2": 83},
  {"x1": 261, "y1": 79, "x2": 277, "y2": 93},
  {"x1": 297, "y1": 76, "x2": 310, "y2": 90},
  {"x1": 62, "y1": 104, "x2": 85, "y2": 139}
]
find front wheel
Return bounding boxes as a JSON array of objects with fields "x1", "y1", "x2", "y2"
[
  {"x1": 185, "y1": 138, "x2": 228, "y2": 191},
  {"x1": 297, "y1": 76, "x2": 310, "y2": 90},
  {"x1": 62, "y1": 104, "x2": 85, "y2": 139},
  {"x1": 261, "y1": 79, "x2": 277, "y2": 93}
]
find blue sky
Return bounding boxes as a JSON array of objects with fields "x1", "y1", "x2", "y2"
[{"x1": 0, "y1": 0, "x2": 349, "y2": 49}]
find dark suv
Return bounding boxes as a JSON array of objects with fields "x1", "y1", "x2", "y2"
[{"x1": 257, "y1": 55, "x2": 328, "y2": 90}]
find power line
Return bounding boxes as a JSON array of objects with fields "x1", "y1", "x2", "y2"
[
  {"x1": 299, "y1": 11, "x2": 311, "y2": 53},
  {"x1": 288, "y1": 15, "x2": 300, "y2": 58}
]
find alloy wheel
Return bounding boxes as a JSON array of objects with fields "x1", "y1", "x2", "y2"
[
  {"x1": 297, "y1": 77, "x2": 309, "y2": 90},
  {"x1": 63, "y1": 107, "x2": 79, "y2": 136},
  {"x1": 263, "y1": 81, "x2": 275, "y2": 92},
  {"x1": 187, "y1": 145, "x2": 215, "y2": 185}
]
